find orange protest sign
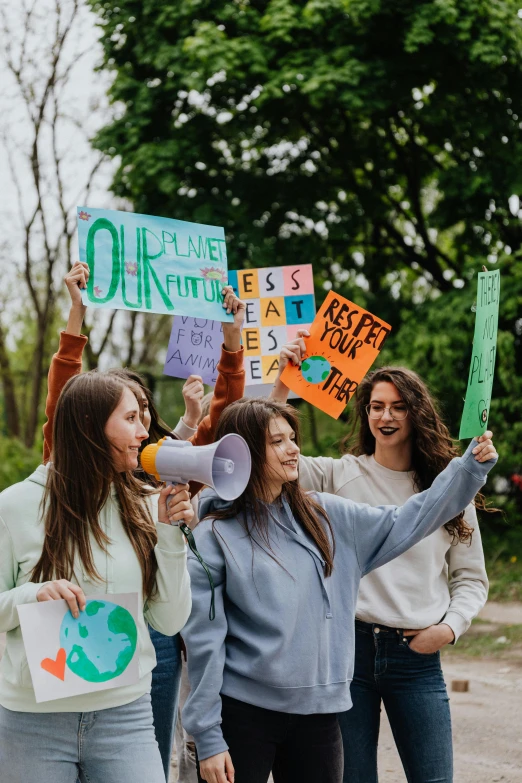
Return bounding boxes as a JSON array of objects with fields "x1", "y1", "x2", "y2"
[{"x1": 280, "y1": 291, "x2": 391, "y2": 419}]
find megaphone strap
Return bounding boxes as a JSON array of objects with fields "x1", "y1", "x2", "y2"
[{"x1": 180, "y1": 522, "x2": 216, "y2": 621}]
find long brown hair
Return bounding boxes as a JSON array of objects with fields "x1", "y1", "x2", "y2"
[
  {"x1": 207, "y1": 398, "x2": 335, "y2": 577},
  {"x1": 108, "y1": 367, "x2": 174, "y2": 443},
  {"x1": 32, "y1": 372, "x2": 159, "y2": 596},
  {"x1": 342, "y1": 366, "x2": 487, "y2": 543}
]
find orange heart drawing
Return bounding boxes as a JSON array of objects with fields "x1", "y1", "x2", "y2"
[{"x1": 41, "y1": 648, "x2": 66, "y2": 681}]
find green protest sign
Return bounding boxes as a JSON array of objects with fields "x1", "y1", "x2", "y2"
[{"x1": 459, "y1": 270, "x2": 500, "y2": 440}]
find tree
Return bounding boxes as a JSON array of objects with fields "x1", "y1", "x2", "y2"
[
  {"x1": 88, "y1": 0, "x2": 522, "y2": 526},
  {"x1": 0, "y1": 0, "x2": 112, "y2": 445},
  {"x1": 90, "y1": 0, "x2": 522, "y2": 314}
]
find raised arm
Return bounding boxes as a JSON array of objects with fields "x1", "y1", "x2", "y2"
[
  {"x1": 339, "y1": 435, "x2": 497, "y2": 576},
  {"x1": 270, "y1": 328, "x2": 309, "y2": 403},
  {"x1": 43, "y1": 262, "x2": 89, "y2": 463},
  {"x1": 190, "y1": 286, "x2": 246, "y2": 448}
]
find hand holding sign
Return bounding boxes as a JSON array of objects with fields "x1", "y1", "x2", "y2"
[
  {"x1": 459, "y1": 270, "x2": 500, "y2": 439},
  {"x1": 281, "y1": 292, "x2": 391, "y2": 419},
  {"x1": 77, "y1": 207, "x2": 233, "y2": 322},
  {"x1": 18, "y1": 593, "x2": 139, "y2": 703}
]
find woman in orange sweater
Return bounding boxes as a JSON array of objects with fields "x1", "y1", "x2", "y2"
[{"x1": 43, "y1": 261, "x2": 246, "y2": 780}]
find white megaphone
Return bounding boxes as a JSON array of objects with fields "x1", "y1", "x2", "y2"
[{"x1": 140, "y1": 434, "x2": 251, "y2": 501}]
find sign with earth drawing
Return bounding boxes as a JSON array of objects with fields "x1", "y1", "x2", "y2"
[
  {"x1": 18, "y1": 593, "x2": 139, "y2": 703},
  {"x1": 76, "y1": 207, "x2": 234, "y2": 323},
  {"x1": 281, "y1": 291, "x2": 392, "y2": 419},
  {"x1": 459, "y1": 269, "x2": 500, "y2": 439}
]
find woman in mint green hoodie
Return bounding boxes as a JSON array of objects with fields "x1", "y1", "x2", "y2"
[
  {"x1": 0, "y1": 371, "x2": 192, "y2": 783},
  {"x1": 181, "y1": 398, "x2": 497, "y2": 783}
]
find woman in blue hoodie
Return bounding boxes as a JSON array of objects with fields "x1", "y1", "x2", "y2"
[{"x1": 181, "y1": 398, "x2": 497, "y2": 783}]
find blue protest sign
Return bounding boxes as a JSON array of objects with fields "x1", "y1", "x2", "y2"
[{"x1": 77, "y1": 207, "x2": 233, "y2": 322}]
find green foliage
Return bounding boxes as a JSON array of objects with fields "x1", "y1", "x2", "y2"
[
  {"x1": 87, "y1": 0, "x2": 522, "y2": 551},
  {"x1": 90, "y1": 0, "x2": 522, "y2": 305},
  {"x1": 0, "y1": 437, "x2": 41, "y2": 493}
]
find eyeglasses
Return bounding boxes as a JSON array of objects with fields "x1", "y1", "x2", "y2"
[{"x1": 365, "y1": 403, "x2": 409, "y2": 421}]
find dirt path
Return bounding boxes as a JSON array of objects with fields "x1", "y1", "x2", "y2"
[
  {"x1": 168, "y1": 655, "x2": 522, "y2": 782},
  {"x1": 377, "y1": 656, "x2": 522, "y2": 783}
]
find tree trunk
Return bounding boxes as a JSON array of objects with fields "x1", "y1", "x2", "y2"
[
  {"x1": 24, "y1": 313, "x2": 49, "y2": 447},
  {"x1": 0, "y1": 322, "x2": 21, "y2": 438}
]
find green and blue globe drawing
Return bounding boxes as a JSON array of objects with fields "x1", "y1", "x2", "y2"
[
  {"x1": 59, "y1": 599, "x2": 137, "y2": 683},
  {"x1": 301, "y1": 356, "x2": 331, "y2": 384}
]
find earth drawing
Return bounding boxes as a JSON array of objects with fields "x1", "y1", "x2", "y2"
[
  {"x1": 301, "y1": 355, "x2": 331, "y2": 384},
  {"x1": 59, "y1": 599, "x2": 137, "y2": 683}
]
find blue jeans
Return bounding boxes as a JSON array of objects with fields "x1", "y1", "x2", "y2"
[
  {"x1": 338, "y1": 621, "x2": 453, "y2": 783},
  {"x1": 0, "y1": 693, "x2": 164, "y2": 783},
  {"x1": 150, "y1": 628, "x2": 182, "y2": 780}
]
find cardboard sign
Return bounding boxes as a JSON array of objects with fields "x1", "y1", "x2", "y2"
[
  {"x1": 18, "y1": 593, "x2": 139, "y2": 703},
  {"x1": 77, "y1": 207, "x2": 233, "y2": 322},
  {"x1": 227, "y1": 264, "x2": 316, "y2": 386},
  {"x1": 163, "y1": 316, "x2": 223, "y2": 386},
  {"x1": 459, "y1": 270, "x2": 500, "y2": 439},
  {"x1": 281, "y1": 291, "x2": 391, "y2": 418}
]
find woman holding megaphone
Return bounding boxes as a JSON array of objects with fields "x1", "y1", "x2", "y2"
[
  {"x1": 180, "y1": 398, "x2": 497, "y2": 783},
  {"x1": 0, "y1": 372, "x2": 192, "y2": 782},
  {"x1": 40, "y1": 261, "x2": 246, "y2": 780}
]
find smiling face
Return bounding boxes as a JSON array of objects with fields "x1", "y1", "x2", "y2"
[
  {"x1": 104, "y1": 387, "x2": 149, "y2": 472},
  {"x1": 367, "y1": 381, "x2": 413, "y2": 451},
  {"x1": 265, "y1": 415, "x2": 300, "y2": 499}
]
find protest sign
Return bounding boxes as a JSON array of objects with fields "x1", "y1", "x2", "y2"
[
  {"x1": 280, "y1": 291, "x2": 391, "y2": 419},
  {"x1": 18, "y1": 593, "x2": 139, "y2": 703},
  {"x1": 162, "y1": 263, "x2": 316, "y2": 389},
  {"x1": 77, "y1": 207, "x2": 233, "y2": 322},
  {"x1": 227, "y1": 264, "x2": 316, "y2": 386},
  {"x1": 163, "y1": 316, "x2": 223, "y2": 386},
  {"x1": 459, "y1": 269, "x2": 500, "y2": 439}
]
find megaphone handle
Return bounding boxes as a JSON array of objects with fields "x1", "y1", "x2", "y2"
[{"x1": 179, "y1": 522, "x2": 216, "y2": 622}]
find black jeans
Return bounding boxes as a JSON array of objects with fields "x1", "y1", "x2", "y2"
[{"x1": 197, "y1": 695, "x2": 343, "y2": 783}]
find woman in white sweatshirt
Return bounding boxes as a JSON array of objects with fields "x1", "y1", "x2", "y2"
[
  {"x1": 0, "y1": 371, "x2": 192, "y2": 783},
  {"x1": 272, "y1": 337, "x2": 491, "y2": 783}
]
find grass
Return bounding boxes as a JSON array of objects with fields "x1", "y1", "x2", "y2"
[
  {"x1": 485, "y1": 558, "x2": 522, "y2": 602},
  {"x1": 443, "y1": 619, "x2": 522, "y2": 658}
]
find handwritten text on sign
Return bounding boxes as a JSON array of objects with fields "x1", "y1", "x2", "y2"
[
  {"x1": 77, "y1": 207, "x2": 233, "y2": 322},
  {"x1": 227, "y1": 264, "x2": 315, "y2": 386},
  {"x1": 281, "y1": 291, "x2": 391, "y2": 418},
  {"x1": 459, "y1": 270, "x2": 500, "y2": 439},
  {"x1": 164, "y1": 317, "x2": 223, "y2": 386}
]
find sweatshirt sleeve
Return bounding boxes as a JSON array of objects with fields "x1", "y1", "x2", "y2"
[
  {"x1": 0, "y1": 516, "x2": 47, "y2": 633},
  {"x1": 173, "y1": 418, "x2": 198, "y2": 441},
  {"x1": 43, "y1": 331, "x2": 88, "y2": 464},
  {"x1": 187, "y1": 345, "x2": 245, "y2": 498},
  {"x1": 347, "y1": 441, "x2": 496, "y2": 577},
  {"x1": 298, "y1": 455, "x2": 338, "y2": 493},
  {"x1": 442, "y1": 504, "x2": 489, "y2": 642},
  {"x1": 144, "y1": 517, "x2": 192, "y2": 637},
  {"x1": 189, "y1": 345, "x2": 245, "y2": 448},
  {"x1": 181, "y1": 523, "x2": 229, "y2": 761}
]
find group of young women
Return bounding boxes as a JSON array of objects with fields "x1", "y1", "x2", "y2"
[{"x1": 0, "y1": 263, "x2": 498, "y2": 783}]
